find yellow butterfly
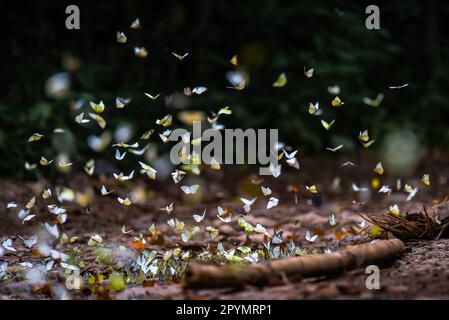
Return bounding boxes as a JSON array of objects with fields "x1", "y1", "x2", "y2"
[
  {"x1": 362, "y1": 140, "x2": 376, "y2": 148},
  {"x1": 226, "y1": 79, "x2": 247, "y2": 90},
  {"x1": 177, "y1": 111, "x2": 205, "y2": 125},
  {"x1": 210, "y1": 158, "x2": 221, "y2": 170},
  {"x1": 374, "y1": 162, "x2": 384, "y2": 175},
  {"x1": 26, "y1": 197, "x2": 36, "y2": 209},
  {"x1": 160, "y1": 202, "x2": 174, "y2": 215},
  {"x1": 331, "y1": 96, "x2": 344, "y2": 107},
  {"x1": 321, "y1": 119, "x2": 335, "y2": 130},
  {"x1": 28, "y1": 133, "x2": 44, "y2": 142},
  {"x1": 84, "y1": 159, "x2": 95, "y2": 176},
  {"x1": 359, "y1": 130, "x2": 369, "y2": 142},
  {"x1": 308, "y1": 102, "x2": 319, "y2": 115},
  {"x1": 134, "y1": 47, "x2": 148, "y2": 58},
  {"x1": 88, "y1": 113, "x2": 106, "y2": 129},
  {"x1": 421, "y1": 174, "x2": 430, "y2": 186},
  {"x1": 139, "y1": 161, "x2": 157, "y2": 180},
  {"x1": 363, "y1": 93, "x2": 384, "y2": 107},
  {"x1": 230, "y1": 54, "x2": 238, "y2": 66},
  {"x1": 272, "y1": 72, "x2": 287, "y2": 87},
  {"x1": 306, "y1": 185, "x2": 318, "y2": 193},
  {"x1": 112, "y1": 142, "x2": 139, "y2": 148},
  {"x1": 218, "y1": 106, "x2": 232, "y2": 115},
  {"x1": 389, "y1": 204, "x2": 400, "y2": 216},
  {"x1": 90, "y1": 101, "x2": 105, "y2": 113},
  {"x1": 304, "y1": 67, "x2": 314, "y2": 78},
  {"x1": 130, "y1": 18, "x2": 141, "y2": 29},
  {"x1": 171, "y1": 52, "x2": 189, "y2": 61},
  {"x1": 40, "y1": 156, "x2": 53, "y2": 166},
  {"x1": 205, "y1": 226, "x2": 219, "y2": 239},
  {"x1": 116, "y1": 31, "x2": 127, "y2": 44},
  {"x1": 155, "y1": 114, "x2": 173, "y2": 127},
  {"x1": 118, "y1": 197, "x2": 132, "y2": 206},
  {"x1": 140, "y1": 129, "x2": 154, "y2": 140}
]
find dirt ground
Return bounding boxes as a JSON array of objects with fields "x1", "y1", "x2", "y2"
[{"x1": 1, "y1": 153, "x2": 449, "y2": 300}]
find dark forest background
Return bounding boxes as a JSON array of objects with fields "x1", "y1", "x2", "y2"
[{"x1": 0, "y1": 1, "x2": 448, "y2": 178}]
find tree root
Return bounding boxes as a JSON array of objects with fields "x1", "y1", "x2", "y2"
[{"x1": 183, "y1": 239, "x2": 404, "y2": 289}]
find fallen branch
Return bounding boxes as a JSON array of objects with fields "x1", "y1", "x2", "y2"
[{"x1": 183, "y1": 239, "x2": 404, "y2": 289}]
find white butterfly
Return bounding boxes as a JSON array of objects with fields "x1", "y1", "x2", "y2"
[
  {"x1": 192, "y1": 86, "x2": 208, "y2": 95},
  {"x1": 193, "y1": 209, "x2": 206, "y2": 223},
  {"x1": 144, "y1": 92, "x2": 161, "y2": 101},
  {"x1": 115, "y1": 149, "x2": 126, "y2": 160},
  {"x1": 241, "y1": 197, "x2": 257, "y2": 212},
  {"x1": 267, "y1": 197, "x2": 279, "y2": 209},
  {"x1": 160, "y1": 202, "x2": 174, "y2": 215},
  {"x1": 261, "y1": 186, "x2": 272, "y2": 196},
  {"x1": 6, "y1": 202, "x2": 17, "y2": 208},
  {"x1": 101, "y1": 185, "x2": 114, "y2": 195},
  {"x1": 305, "y1": 230, "x2": 318, "y2": 242},
  {"x1": 327, "y1": 85, "x2": 341, "y2": 95},
  {"x1": 19, "y1": 235, "x2": 38, "y2": 248},
  {"x1": 406, "y1": 186, "x2": 418, "y2": 201},
  {"x1": 389, "y1": 83, "x2": 408, "y2": 89},
  {"x1": 329, "y1": 213, "x2": 337, "y2": 226},
  {"x1": 282, "y1": 149, "x2": 298, "y2": 159},
  {"x1": 121, "y1": 225, "x2": 134, "y2": 234},
  {"x1": 270, "y1": 231, "x2": 283, "y2": 245},
  {"x1": 180, "y1": 184, "x2": 199, "y2": 194},
  {"x1": 75, "y1": 112, "x2": 90, "y2": 124},
  {"x1": 171, "y1": 170, "x2": 186, "y2": 184},
  {"x1": 216, "y1": 207, "x2": 232, "y2": 223},
  {"x1": 116, "y1": 97, "x2": 131, "y2": 109},
  {"x1": 128, "y1": 144, "x2": 149, "y2": 156},
  {"x1": 352, "y1": 183, "x2": 368, "y2": 192},
  {"x1": 45, "y1": 223, "x2": 59, "y2": 238},
  {"x1": 2, "y1": 239, "x2": 16, "y2": 252},
  {"x1": 340, "y1": 161, "x2": 356, "y2": 167},
  {"x1": 159, "y1": 129, "x2": 172, "y2": 143},
  {"x1": 113, "y1": 170, "x2": 134, "y2": 181},
  {"x1": 326, "y1": 145, "x2": 343, "y2": 152},
  {"x1": 269, "y1": 163, "x2": 282, "y2": 178},
  {"x1": 378, "y1": 185, "x2": 392, "y2": 194},
  {"x1": 25, "y1": 162, "x2": 37, "y2": 171},
  {"x1": 22, "y1": 214, "x2": 36, "y2": 224}
]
